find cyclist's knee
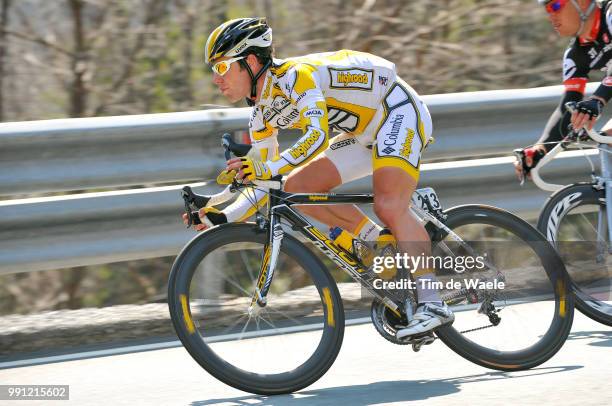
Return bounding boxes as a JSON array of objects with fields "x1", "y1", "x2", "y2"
[{"x1": 373, "y1": 194, "x2": 407, "y2": 227}]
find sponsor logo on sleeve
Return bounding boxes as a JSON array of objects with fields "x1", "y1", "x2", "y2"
[
  {"x1": 295, "y1": 91, "x2": 307, "y2": 103},
  {"x1": 563, "y1": 77, "x2": 587, "y2": 92},
  {"x1": 304, "y1": 108, "x2": 324, "y2": 118},
  {"x1": 328, "y1": 67, "x2": 374, "y2": 90},
  {"x1": 289, "y1": 129, "x2": 323, "y2": 160},
  {"x1": 563, "y1": 57, "x2": 577, "y2": 81}
]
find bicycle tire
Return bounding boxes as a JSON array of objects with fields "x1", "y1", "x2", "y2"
[
  {"x1": 428, "y1": 205, "x2": 574, "y2": 371},
  {"x1": 537, "y1": 183, "x2": 612, "y2": 326},
  {"x1": 168, "y1": 223, "x2": 345, "y2": 395}
]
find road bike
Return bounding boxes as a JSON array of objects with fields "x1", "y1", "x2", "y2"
[
  {"x1": 525, "y1": 102, "x2": 612, "y2": 326},
  {"x1": 168, "y1": 134, "x2": 573, "y2": 395}
]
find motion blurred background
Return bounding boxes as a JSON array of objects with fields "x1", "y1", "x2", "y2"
[{"x1": 0, "y1": 0, "x2": 572, "y2": 316}]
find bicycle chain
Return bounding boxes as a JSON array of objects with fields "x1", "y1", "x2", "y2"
[{"x1": 457, "y1": 324, "x2": 497, "y2": 334}]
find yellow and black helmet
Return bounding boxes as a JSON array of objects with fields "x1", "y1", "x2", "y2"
[{"x1": 205, "y1": 18, "x2": 272, "y2": 64}]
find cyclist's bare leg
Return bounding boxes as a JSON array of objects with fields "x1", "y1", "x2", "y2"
[
  {"x1": 372, "y1": 166, "x2": 430, "y2": 260},
  {"x1": 373, "y1": 166, "x2": 442, "y2": 304},
  {"x1": 284, "y1": 155, "x2": 369, "y2": 232}
]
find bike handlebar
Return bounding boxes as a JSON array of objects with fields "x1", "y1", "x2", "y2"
[
  {"x1": 564, "y1": 102, "x2": 612, "y2": 144},
  {"x1": 529, "y1": 102, "x2": 612, "y2": 192}
]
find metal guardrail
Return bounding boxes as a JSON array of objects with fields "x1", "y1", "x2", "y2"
[
  {"x1": 0, "y1": 83, "x2": 603, "y2": 274},
  {"x1": 0, "y1": 83, "x2": 599, "y2": 196}
]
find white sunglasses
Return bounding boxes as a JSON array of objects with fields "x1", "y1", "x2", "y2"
[{"x1": 211, "y1": 56, "x2": 245, "y2": 76}]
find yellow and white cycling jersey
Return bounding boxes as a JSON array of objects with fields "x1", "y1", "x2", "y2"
[
  {"x1": 249, "y1": 49, "x2": 432, "y2": 179},
  {"x1": 222, "y1": 49, "x2": 433, "y2": 223}
]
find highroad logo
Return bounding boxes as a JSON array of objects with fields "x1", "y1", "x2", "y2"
[{"x1": 329, "y1": 68, "x2": 373, "y2": 90}]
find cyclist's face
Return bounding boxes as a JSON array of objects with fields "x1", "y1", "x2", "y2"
[
  {"x1": 211, "y1": 56, "x2": 251, "y2": 103},
  {"x1": 545, "y1": 0, "x2": 586, "y2": 37}
]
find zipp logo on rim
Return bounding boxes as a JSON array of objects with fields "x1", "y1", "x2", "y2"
[{"x1": 546, "y1": 192, "x2": 582, "y2": 241}]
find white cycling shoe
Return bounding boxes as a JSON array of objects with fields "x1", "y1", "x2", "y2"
[{"x1": 396, "y1": 302, "x2": 455, "y2": 340}]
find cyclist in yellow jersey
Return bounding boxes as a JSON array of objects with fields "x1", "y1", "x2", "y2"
[{"x1": 191, "y1": 17, "x2": 453, "y2": 338}]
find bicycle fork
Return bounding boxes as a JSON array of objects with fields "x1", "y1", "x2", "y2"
[
  {"x1": 600, "y1": 144, "x2": 612, "y2": 255},
  {"x1": 249, "y1": 213, "x2": 283, "y2": 313}
]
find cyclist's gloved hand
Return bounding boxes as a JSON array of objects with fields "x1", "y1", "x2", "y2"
[
  {"x1": 182, "y1": 207, "x2": 227, "y2": 232},
  {"x1": 239, "y1": 157, "x2": 273, "y2": 181},
  {"x1": 513, "y1": 146, "x2": 546, "y2": 183},
  {"x1": 217, "y1": 169, "x2": 237, "y2": 185},
  {"x1": 577, "y1": 98, "x2": 604, "y2": 118},
  {"x1": 523, "y1": 146, "x2": 546, "y2": 167},
  {"x1": 571, "y1": 97, "x2": 605, "y2": 130}
]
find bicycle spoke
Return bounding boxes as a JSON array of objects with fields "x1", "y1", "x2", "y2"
[
  {"x1": 237, "y1": 315, "x2": 252, "y2": 341},
  {"x1": 264, "y1": 305, "x2": 307, "y2": 326},
  {"x1": 217, "y1": 313, "x2": 249, "y2": 336},
  {"x1": 222, "y1": 274, "x2": 256, "y2": 298},
  {"x1": 240, "y1": 250, "x2": 257, "y2": 284}
]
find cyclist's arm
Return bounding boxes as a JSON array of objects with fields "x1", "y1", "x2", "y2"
[
  {"x1": 538, "y1": 46, "x2": 589, "y2": 151},
  {"x1": 266, "y1": 64, "x2": 329, "y2": 176},
  {"x1": 222, "y1": 119, "x2": 279, "y2": 222},
  {"x1": 537, "y1": 90, "x2": 583, "y2": 151}
]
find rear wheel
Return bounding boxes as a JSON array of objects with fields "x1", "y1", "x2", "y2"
[
  {"x1": 427, "y1": 205, "x2": 574, "y2": 371},
  {"x1": 537, "y1": 183, "x2": 612, "y2": 326},
  {"x1": 168, "y1": 223, "x2": 345, "y2": 395}
]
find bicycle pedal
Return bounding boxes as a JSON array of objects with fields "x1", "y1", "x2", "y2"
[
  {"x1": 398, "y1": 331, "x2": 435, "y2": 344},
  {"x1": 409, "y1": 333, "x2": 436, "y2": 352}
]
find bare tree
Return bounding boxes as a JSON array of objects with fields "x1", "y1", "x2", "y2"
[
  {"x1": 0, "y1": 0, "x2": 11, "y2": 121},
  {"x1": 5, "y1": 0, "x2": 174, "y2": 118},
  {"x1": 1, "y1": 0, "x2": 567, "y2": 118}
]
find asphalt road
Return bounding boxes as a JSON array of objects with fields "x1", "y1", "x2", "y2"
[{"x1": 0, "y1": 310, "x2": 610, "y2": 406}]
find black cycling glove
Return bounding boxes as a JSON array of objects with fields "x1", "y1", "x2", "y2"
[{"x1": 576, "y1": 98, "x2": 604, "y2": 119}]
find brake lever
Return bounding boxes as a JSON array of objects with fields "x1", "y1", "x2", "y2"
[
  {"x1": 181, "y1": 186, "x2": 203, "y2": 228},
  {"x1": 222, "y1": 133, "x2": 232, "y2": 161},
  {"x1": 513, "y1": 149, "x2": 526, "y2": 186}
]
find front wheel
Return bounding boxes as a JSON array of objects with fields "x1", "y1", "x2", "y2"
[
  {"x1": 537, "y1": 183, "x2": 612, "y2": 326},
  {"x1": 427, "y1": 205, "x2": 574, "y2": 371},
  {"x1": 168, "y1": 223, "x2": 345, "y2": 395}
]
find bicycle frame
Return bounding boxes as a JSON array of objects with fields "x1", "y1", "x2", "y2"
[
  {"x1": 244, "y1": 181, "x2": 501, "y2": 319},
  {"x1": 250, "y1": 187, "x2": 403, "y2": 315},
  {"x1": 530, "y1": 127, "x2": 612, "y2": 251}
]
